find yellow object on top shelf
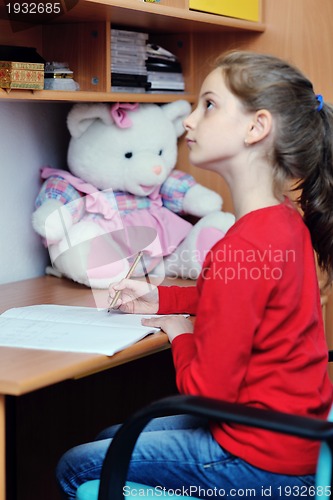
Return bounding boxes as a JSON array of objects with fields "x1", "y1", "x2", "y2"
[{"x1": 189, "y1": 0, "x2": 260, "y2": 22}]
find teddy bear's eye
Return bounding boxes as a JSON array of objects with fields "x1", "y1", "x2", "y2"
[
  {"x1": 158, "y1": 149, "x2": 163, "y2": 156},
  {"x1": 125, "y1": 152, "x2": 133, "y2": 159}
]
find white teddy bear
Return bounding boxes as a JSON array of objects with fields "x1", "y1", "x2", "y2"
[{"x1": 32, "y1": 101, "x2": 235, "y2": 288}]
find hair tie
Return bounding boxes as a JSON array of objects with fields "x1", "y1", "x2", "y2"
[{"x1": 316, "y1": 94, "x2": 324, "y2": 111}]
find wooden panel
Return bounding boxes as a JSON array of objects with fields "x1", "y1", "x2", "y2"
[
  {"x1": 61, "y1": 0, "x2": 265, "y2": 32},
  {"x1": 246, "y1": 0, "x2": 333, "y2": 101},
  {"x1": 42, "y1": 22, "x2": 109, "y2": 92},
  {"x1": 149, "y1": 32, "x2": 195, "y2": 94},
  {"x1": 0, "y1": 21, "x2": 42, "y2": 50},
  {"x1": 0, "y1": 88, "x2": 196, "y2": 103},
  {"x1": 159, "y1": 0, "x2": 187, "y2": 7},
  {"x1": 6, "y1": 349, "x2": 178, "y2": 500}
]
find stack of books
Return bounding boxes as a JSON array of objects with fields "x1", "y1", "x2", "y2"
[
  {"x1": 146, "y1": 43, "x2": 185, "y2": 92},
  {"x1": 111, "y1": 28, "x2": 149, "y2": 93}
]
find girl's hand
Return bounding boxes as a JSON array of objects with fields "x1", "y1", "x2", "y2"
[
  {"x1": 141, "y1": 315, "x2": 194, "y2": 343},
  {"x1": 108, "y1": 279, "x2": 159, "y2": 314}
]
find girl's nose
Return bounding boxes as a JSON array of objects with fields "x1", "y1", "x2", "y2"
[{"x1": 183, "y1": 111, "x2": 195, "y2": 131}]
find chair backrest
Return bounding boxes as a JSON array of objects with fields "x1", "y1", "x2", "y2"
[
  {"x1": 75, "y1": 395, "x2": 333, "y2": 500},
  {"x1": 315, "y1": 405, "x2": 333, "y2": 499}
]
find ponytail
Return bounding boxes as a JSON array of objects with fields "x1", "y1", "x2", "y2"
[{"x1": 297, "y1": 103, "x2": 333, "y2": 284}]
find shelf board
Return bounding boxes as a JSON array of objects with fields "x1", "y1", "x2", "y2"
[
  {"x1": 0, "y1": 88, "x2": 197, "y2": 103},
  {"x1": 50, "y1": 0, "x2": 265, "y2": 33},
  {"x1": 0, "y1": 0, "x2": 265, "y2": 102}
]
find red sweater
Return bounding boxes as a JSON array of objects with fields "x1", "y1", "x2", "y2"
[{"x1": 158, "y1": 201, "x2": 333, "y2": 475}]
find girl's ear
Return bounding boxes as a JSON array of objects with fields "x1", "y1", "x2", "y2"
[{"x1": 246, "y1": 109, "x2": 272, "y2": 145}]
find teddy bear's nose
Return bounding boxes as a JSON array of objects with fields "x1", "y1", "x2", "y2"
[{"x1": 153, "y1": 165, "x2": 162, "y2": 175}]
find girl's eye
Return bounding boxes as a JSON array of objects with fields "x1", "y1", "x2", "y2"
[
  {"x1": 125, "y1": 152, "x2": 133, "y2": 159},
  {"x1": 206, "y1": 100, "x2": 214, "y2": 110}
]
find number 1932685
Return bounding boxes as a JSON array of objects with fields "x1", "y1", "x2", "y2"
[{"x1": 6, "y1": 2, "x2": 62, "y2": 15}]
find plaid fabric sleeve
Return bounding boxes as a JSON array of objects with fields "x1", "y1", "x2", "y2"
[
  {"x1": 160, "y1": 169, "x2": 197, "y2": 213},
  {"x1": 115, "y1": 191, "x2": 151, "y2": 214},
  {"x1": 35, "y1": 175, "x2": 85, "y2": 222}
]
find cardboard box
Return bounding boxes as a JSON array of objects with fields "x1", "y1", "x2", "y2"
[
  {"x1": 0, "y1": 61, "x2": 44, "y2": 90},
  {"x1": 189, "y1": 0, "x2": 260, "y2": 22}
]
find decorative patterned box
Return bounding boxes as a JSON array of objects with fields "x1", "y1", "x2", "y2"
[
  {"x1": 189, "y1": 0, "x2": 260, "y2": 22},
  {"x1": 0, "y1": 61, "x2": 44, "y2": 90}
]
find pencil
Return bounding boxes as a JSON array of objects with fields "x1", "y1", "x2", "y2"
[{"x1": 108, "y1": 251, "x2": 144, "y2": 312}]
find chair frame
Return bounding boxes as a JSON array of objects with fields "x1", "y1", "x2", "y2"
[{"x1": 97, "y1": 394, "x2": 333, "y2": 500}]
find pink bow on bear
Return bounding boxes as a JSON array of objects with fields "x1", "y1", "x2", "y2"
[{"x1": 110, "y1": 102, "x2": 139, "y2": 128}]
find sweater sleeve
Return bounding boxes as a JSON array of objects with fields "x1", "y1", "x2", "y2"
[
  {"x1": 171, "y1": 237, "x2": 276, "y2": 401},
  {"x1": 157, "y1": 285, "x2": 198, "y2": 315}
]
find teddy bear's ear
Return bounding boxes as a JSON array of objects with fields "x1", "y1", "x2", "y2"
[
  {"x1": 67, "y1": 103, "x2": 113, "y2": 138},
  {"x1": 161, "y1": 100, "x2": 192, "y2": 137}
]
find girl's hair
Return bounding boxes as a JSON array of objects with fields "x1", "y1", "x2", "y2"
[{"x1": 215, "y1": 50, "x2": 333, "y2": 285}]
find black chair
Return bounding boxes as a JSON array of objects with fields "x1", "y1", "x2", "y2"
[{"x1": 76, "y1": 392, "x2": 333, "y2": 500}]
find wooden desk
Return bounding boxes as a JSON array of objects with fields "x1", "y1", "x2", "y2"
[{"x1": 0, "y1": 275, "x2": 194, "y2": 500}]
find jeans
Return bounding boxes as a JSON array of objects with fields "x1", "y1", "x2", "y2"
[{"x1": 56, "y1": 414, "x2": 315, "y2": 499}]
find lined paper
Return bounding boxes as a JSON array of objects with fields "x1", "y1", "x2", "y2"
[{"x1": 0, "y1": 305, "x2": 160, "y2": 356}]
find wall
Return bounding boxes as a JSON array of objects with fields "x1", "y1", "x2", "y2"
[{"x1": 0, "y1": 102, "x2": 70, "y2": 284}]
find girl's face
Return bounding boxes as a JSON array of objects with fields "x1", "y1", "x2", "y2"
[{"x1": 183, "y1": 68, "x2": 253, "y2": 172}]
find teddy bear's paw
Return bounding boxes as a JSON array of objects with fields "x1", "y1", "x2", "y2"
[
  {"x1": 87, "y1": 260, "x2": 130, "y2": 289},
  {"x1": 60, "y1": 220, "x2": 106, "y2": 248},
  {"x1": 163, "y1": 240, "x2": 203, "y2": 280},
  {"x1": 51, "y1": 248, "x2": 91, "y2": 287},
  {"x1": 50, "y1": 248, "x2": 131, "y2": 289},
  {"x1": 183, "y1": 184, "x2": 223, "y2": 217},
  {"x1": 48, "y1": 220, "x2": 135, "y2": 288},
  {"x1": 32, "y1": 199, "x2": 73, "y2": 242},
  {"x1": 45, "y1": 265, "x2": 64, "y2": 278},
  {"x1": 185, "y1": 211, "x2": 235, "y2": 270},
  {"x1": 163, "y1": 211, "x2": 236, "y2": 280},
  {"x1": 195, "y1": 211, "x2": 236, "y2": 234},
  {"x1": 87, "y1": 237, "x2": 131, "y2": 288}
]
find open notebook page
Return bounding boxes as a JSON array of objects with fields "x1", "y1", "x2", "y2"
[{"x1": 0, "y1": 305, "x2": 162, "y2": 356}]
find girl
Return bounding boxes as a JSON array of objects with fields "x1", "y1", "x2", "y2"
[{"x1": 56, "y1": 51, "x2": 333, "y2": 499}]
